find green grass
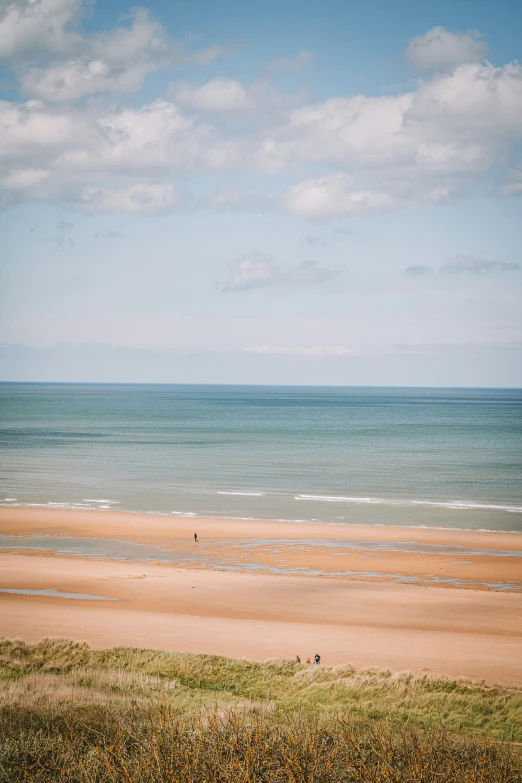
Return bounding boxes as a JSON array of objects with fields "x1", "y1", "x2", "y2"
[{"x1": 1, "y1": 637, "x2": 521, "y2": 743}]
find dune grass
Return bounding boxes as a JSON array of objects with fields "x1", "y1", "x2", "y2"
[
  {"x1": 1, "y1": 638, "x2": 521, "y2": 781},
  {"x1": 1, "y1": 637, "x2": 521, "y2": 742},
  {"x1": 3, "y1": 705, "x2": 521, "y2": 783}
]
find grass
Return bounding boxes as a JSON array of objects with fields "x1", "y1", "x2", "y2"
[
  {"x1": 1, "y1": 637, "x2": 521, "y2": 741},
  {"x1": 3, "y1": 706, "x2": 521, "y2": 783},
  {"x1": 0, "y1": 637, "x2": 521, "y2": 781}
]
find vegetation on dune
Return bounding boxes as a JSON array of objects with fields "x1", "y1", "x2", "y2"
[
  {"x1": 0, "y1": 637, "x2": 521, "y2": 781},
  {"x1": 2, "y1": 706, "x2": 521, "y2": 783},
  {"x1": 1, "y1": 637, "x2": 521, "y2": 741}
]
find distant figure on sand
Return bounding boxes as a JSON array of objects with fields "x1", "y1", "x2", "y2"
[
  {"x1": 296, "y1": 655, "x2": 301, "y2": 663},
  {"x1": 314, "y1": 653, "x2": 321, "y2": 665},
  {"x1": 194, "y1": 533, "x2": 198, "y2": 542},
  {"x1": 306, "y1": 658, "x2": 311, "y2": 664}
]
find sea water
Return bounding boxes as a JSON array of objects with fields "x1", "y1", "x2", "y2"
[{"x1": 0, "y1": 384, "x2": 521, "y2": 532}]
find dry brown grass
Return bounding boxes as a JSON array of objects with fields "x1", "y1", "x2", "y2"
[{"x1": 1, "y1": 705, "x2": 520, "y2": 783}]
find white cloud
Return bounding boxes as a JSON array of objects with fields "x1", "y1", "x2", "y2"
[
  {"x1": 410, "y1": 62, "x2": 522, "y2": 139},
  {"x1": 174, "y1": 77, "x2": 250, "y2": 111},
  {"x1": 262, "y1": 61, "x2": 522, "y2": 172},
  {"x1": 405, "y1": 26, "x2": 487, "y2": 71},
  {"x1": 279, "y1": 173, "x2": 399, "y2": 219},
  {"x1": 241, "y1": 346, "x2": 354, "y2": 357},
  {"x1": 19, "y1": 7, "x2": 175, "y2": 101},
  {"x1": 0, "y1": 98, "x2": 76, "y2": 159},
  {"x1": 0, "y1": 0, "x2": 82, "y2": 59},
  {"x1": 259, "y1": 59, "x2": 522, "y2": 215},
  {"x1": 173, "y1": 77, "x2": 305, "y2": 114},
  {"x1": 0, "y1": 16, "x2": 521, "y2": 219},
  {"x1": 221, "y1": 253, "x2": 339, "y2": 291},
  {"x1": 0, "y1": 96, "x2": 235, "y2": 208},
  {"x1": 2, "y1": 2, "x2": 233, "y2": 101},
  {"x1": 440, "y1": 255, "x2": 520, "y2": 274},
  {"x1": 261, "y1": 94, "x2": 414, "y2": 170},
  {"x1": 78, "y1": 183, "x2": 178, "y2": 214}
]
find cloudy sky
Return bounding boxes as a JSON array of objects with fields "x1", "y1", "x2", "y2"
[{"x1": 1, "y1": 0, "x2": 521, "y2": 386}]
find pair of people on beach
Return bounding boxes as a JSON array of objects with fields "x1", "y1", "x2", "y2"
[{"x1": 296, "y1": 654, "x2": 321, "y2": 665}]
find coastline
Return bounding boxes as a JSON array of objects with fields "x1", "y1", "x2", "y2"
[
  {"x1": 2, "y1": 506, "x2": 522, "y2": 549},
  {"x1": 1, "y1": 506, "x2": 522, "y2": 685}
]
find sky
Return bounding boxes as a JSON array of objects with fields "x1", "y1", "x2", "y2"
[{"x1": 0, "y1": 0, "x2": 521, "y2": 386}]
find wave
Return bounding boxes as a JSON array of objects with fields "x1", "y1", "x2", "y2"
[
  {"x1": 217, "y1": 491, "x2": 264, "y2": 497},
  {"x1": 2, "y1": 500, "x2": 521, "y2": 534},
  {"x1": 83, "y1": 499, "x2": 120, "y2": 504},
  {"x1": 295, "y1": 494, "x2": 522, "y2": 513}
]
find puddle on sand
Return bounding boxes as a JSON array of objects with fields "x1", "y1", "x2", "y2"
[
  {"x1": 0, "y1": 535, "x2": 179, "y2": 562},
  {"x1": 1, "y1": 535, "x2": 520, "y2": 591},
  {"x1": 0, "y1": 588, "x2": 118, "y2": 601}
]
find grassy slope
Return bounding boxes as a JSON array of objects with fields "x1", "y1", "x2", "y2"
[{"x1": 1, "y1": 637, "x2": 521, "y2": 742}]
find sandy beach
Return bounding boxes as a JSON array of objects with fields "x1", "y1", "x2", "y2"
[{"x1": 1, "y1": 507, "x2": 522, "y2": 685}]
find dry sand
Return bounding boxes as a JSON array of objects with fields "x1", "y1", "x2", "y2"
[{"x1": 1, "y1": 507, "x2": 521, "y2": 685}]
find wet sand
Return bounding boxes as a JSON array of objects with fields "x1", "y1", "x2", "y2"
[
  {"x1": 1, "y1": 507, "x2": 521, "y2": 589},
  {"x1": 1, "y1": 507, "x2": 521, "y2": 685},
  {"x1": 2, "y1": 507, "x2": 521, "y2": 550}
]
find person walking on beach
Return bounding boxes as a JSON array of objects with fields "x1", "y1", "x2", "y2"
[
  {"x1": 296, "y1": 655, "x2": 301, "y2": 663},
  {"x1": 306, "y1": 658, "x2": 311, "y2": 665},
  {"x1": 194, "y1": 533, "x2": 198, "y2": 543},
  {"x1": 314, "y1": 653, "x2": 321, "y2": 665}
]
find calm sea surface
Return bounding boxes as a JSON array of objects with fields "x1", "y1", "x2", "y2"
[{"x1": 1, "y1": 384, "x2": 521, "y2": 532}]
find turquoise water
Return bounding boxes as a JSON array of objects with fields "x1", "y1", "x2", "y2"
[{"x1": 0, "y1": 384, "x2": 521, "y2": 532}]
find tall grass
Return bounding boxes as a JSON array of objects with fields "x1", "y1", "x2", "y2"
[
  {"x1": 1, "y1": 705, "x2": 520, "y2": 782},
  {"x1": 1, "y1": 638, "x2": 521, "y2": 781},
  {"x1": 1, "y1": 637, "x2": 521, "y2": 742}
]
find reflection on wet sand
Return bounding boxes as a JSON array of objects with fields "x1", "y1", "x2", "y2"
[{"x1": 1, "y1": 534, "x2": 521, "y2": 591}]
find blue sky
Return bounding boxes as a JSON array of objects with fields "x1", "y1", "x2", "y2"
[{"x1": 0, "y1": 0, "x2": 521, "y2": 385}]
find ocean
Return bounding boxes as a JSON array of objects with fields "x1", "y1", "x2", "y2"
[{"x1": 1, "y1": 384, "x2": 521, "y2": 532}]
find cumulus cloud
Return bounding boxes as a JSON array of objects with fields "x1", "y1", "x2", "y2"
[
  {"x1": 0, "y1": 1, "x2": 232, "y2": 102},
  {"x1": 174, "y1": 77, "x2": 250, "y2": 111},
  {"x1": 279, "y1": 173, "x2": 399, "y2": 220},
  {"x1": 405, "y1": 26, "x2": 487, "y2": 71},
  {"x1": 258, "y1": 58, "x2": 522, "y2": 216},
  {"x1": 173, "y1": 77, "x2": 305, "y2": 114},
  {"x1": 263, "y1": 61, "x2": 522, "y2": 171},
  {"x1": 221, "y1": 253, "x2": 339, "y2": 291},
  {"x1": 0, "y1": 0, "x2": 82, "y2": 59},
  {"x1": 241, "y1": 345, "x2": 354, "y2": 357},
  {"x1": 440, "y1": 255, "x2": 521, "y2": 274},
  {"x1": 0, "y1": 14, "x2": 521, "y2": 219},
  {"x1": 0, "y1": 95, "x2": 236, "y2": 208}
]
